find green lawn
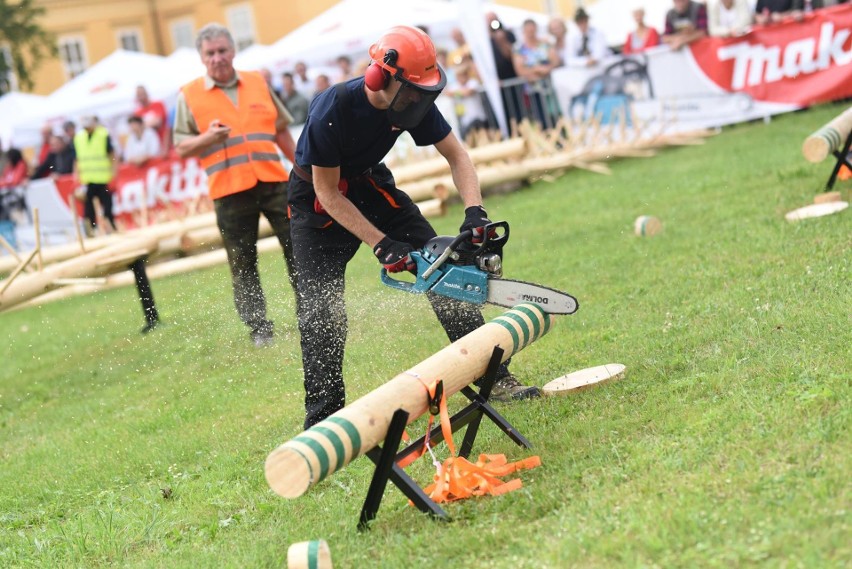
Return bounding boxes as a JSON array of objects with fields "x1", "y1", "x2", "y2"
[{"x1": 1, "y1": 104, "x2": 850, "y2": 568}]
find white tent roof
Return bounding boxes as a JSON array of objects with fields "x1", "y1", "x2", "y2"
[
  {"x1": 40, "y1": 50, "x2": 176, "y2": 121},
  {"x1": 164, "y1": 47, "x2": 206, "y2": 83},
  {"x1": 261, "y1": 0, "x2": 550, "y2": 74},
  {"x1": 11, "y1": 50, "x2": 193, "y2": 145},
  {"x1": 0, "y1": 92, "x2": 51, "y2": 148}
]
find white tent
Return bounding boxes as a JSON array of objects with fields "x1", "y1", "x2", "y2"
[
  {"x1": 11, "y1": 50, "x2": 184, "y2": 144},
  {"x1": 0, "y1": 92, "x2": 51, "y2": 149},
  {"x1": 163, "y1": 47, "x2": 206, "y2": 84},
  {"x1": 259, "y1": 0, "x2": 550, "y2": 74}
]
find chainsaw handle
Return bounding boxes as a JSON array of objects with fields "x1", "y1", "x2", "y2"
[
  {"x1": 421, "y1": 222, "x2": 509, "y2": 280},
  {"x1": 422, "y1": 230, "x2": 472, "y2": 280},
  {"x1": 380, "y1": 268, "x2": 416, "y2": 292}
]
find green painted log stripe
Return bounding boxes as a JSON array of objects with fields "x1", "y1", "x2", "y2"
[
  {"x1": 308, "y1": 540, "x2": 319, "y2": 569},
  {"x1": 815, "y1": 126, "x2": 841, "y2": 150},
  {"x1": 293, "y1": 435, "x2": 331, "y2": 482},
  {"x1": 514, "y1": 304, "x2": 544, "y2": 338},
  {"x1": 492, "y1": 317, "x2": 521, "y2": 353},
  {"x1": 500, "y1": 312, "x2": 531, "y2": 347},
  {"x1": 325, "y1": 416, "x2": 362, "y2": 458},
  {"x1": 312, "y1": 426, "x2": 346, "y2": 475}
]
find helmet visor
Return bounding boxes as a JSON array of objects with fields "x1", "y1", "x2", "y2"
[{"x1": 386, "y1": 67, "x2": 447, "y2": 130}]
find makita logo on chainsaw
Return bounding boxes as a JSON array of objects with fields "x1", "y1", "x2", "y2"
[
  {"x1": 520, "y1": 294, "x2": 549, "y2": 304},
  {"x1": 717, "y1": 22, "x2": 852, "y2": 90}
]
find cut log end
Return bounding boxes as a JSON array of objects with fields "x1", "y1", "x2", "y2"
[{"x1": 265, "y1": 447, "x2": 313, "y2": 499}]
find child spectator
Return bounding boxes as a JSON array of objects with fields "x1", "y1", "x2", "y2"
[{"x1": 447, "y1": 64, "x2": 490, "y2": 141}]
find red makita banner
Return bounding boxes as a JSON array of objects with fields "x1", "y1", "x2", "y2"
[
  {"x1": 691, "y1": 5, "x2": 852, "y2": 106},
  {"x1": 51, "y1": 154, "x2": 209, "y2": 229}
]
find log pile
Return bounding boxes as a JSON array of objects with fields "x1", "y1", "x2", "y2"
[{"x1": 1, "y1": 113, "x2": 716, "y2": 311}]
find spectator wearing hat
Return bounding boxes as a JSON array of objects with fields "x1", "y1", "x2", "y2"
[
  {"x1": 566, "y1": 8, "x2": 611, "y2": 67},
  {"x1": 663, "y1": 0, "x2": 709, "y2": 50}
]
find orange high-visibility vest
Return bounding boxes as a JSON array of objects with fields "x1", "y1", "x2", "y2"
[{"x1": 182, "y1": 71, "x2": 287, "y2": 200}]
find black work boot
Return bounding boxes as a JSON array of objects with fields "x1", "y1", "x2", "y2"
[{"x1": 489, "y1": 371, "x2": 541, "y2": 402}]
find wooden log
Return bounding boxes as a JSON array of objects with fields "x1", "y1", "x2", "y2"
[
  {"x1": 392, "y1": 138, "x2": 526, "y2": 184},
  {"x1": 0, "y1": 250, "x2": 38, "y2": 295},
  {"x1": 72, "y1": 205, "x2": 86, "y2": 253},
  {"x1": 802, "y1": 106, "x2": 852, "y2": 163},
  {"x1": 11, "y1": 236, "x2": 284, "y2": 310},
  {"x1": 287, "y1": 540, "x2": 333, "y2": 569},
  {"x1": 265, "y1": 303, "x2": 553, "y2": 499},
  {"x1": 0, "y1": 212, "x2": 218, "y2": 276},
  {"x1": 33, "y1": 208, "x2": 43, "y2": 271},
  {"x1": 0, "y1": 234, "x2": 160, "y2": 311},
  {"x1": 415, "y1": 198, "x2": 446, "y2": 218},
  {"x1": 0, "y1": 234, "x2": 23, "y2": 265}
]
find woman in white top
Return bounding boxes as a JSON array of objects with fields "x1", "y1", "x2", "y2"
[{"x1": 708, "y1": 0, "x2": 754, "y2": 37}]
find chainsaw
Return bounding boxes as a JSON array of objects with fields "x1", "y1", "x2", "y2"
[{"x1": 380, "y1": 221, "x2": 578, "y2": 314}]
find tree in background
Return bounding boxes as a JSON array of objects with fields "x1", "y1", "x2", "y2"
[{"x1": 0, "y1": 0, "x2": 56, "y2": 95}]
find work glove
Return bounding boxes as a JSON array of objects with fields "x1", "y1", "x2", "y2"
[
  {"x1": 373, "y1": 236, "x2": 416, "y2": 273},
  {"x1": 459, "y1": 205, "x2": 492, "y2": 244}
]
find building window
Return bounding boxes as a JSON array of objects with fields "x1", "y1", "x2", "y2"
[
  {"x1": 58, "y1": 36, "x2": 88, "y2": 79},
  {"x1": 1, "y1": 45, "x2": 18, "y2": 93},
  {"x1": 226, "y1": 4, "x2": 256, "y2": 51},
  {"x1": 117, "y1": 28, "x2": 143, "y2": 52},
  {"x1": 170, "y1": 18, "x2": 194, "y2": 50}
]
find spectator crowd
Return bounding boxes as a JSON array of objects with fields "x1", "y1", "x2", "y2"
[{"x1": 2, "y1": 0, "x2": 849, "y2": 244}]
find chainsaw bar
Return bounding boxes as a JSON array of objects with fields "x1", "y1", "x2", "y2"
[{"x1": 487, "y1": 278, "x2": 579, "y2": 315}]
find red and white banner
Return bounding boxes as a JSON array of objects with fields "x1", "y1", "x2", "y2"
[
  {"x1": 553, "y1": 5, "x2": 852, "y2": 132},
  {"x1": 28, "y1": 154, "x2": 209, "y2": 236},
  {"x1": 692, "y1": 5, "x2": 852, "y2": 106}
]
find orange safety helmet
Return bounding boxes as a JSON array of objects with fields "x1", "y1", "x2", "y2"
[
  {"x1": 364, "y1": 25, "x2": 447, "y2": 129},
  {"x1": 365, "y1": 25, "x2": 446, "y2": 91}
]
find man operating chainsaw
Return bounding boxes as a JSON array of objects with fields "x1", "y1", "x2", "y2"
[{"x1": 289, "y1": 25, "x2": 541, "y2": 428}]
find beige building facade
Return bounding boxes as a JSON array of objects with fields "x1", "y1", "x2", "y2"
[{"x1": 20, "y1": 0, "x2": 588, "y2": 96}]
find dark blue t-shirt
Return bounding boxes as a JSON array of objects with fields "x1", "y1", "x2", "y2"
[{"x1": 295, "y1": 77, "x2": 451, "y2": 178}]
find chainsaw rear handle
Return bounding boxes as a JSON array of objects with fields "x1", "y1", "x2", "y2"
[
  {"x1": 380, "y1": 251, "x2": 432, "y2": 293},
  {"x1": 422, "y1": 221, "x2": 509, "y2": 280}
]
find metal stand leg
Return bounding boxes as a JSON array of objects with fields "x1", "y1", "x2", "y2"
[
  {"x1": 358, "y1": 347, "x2": 533, "y2": 528},
  {"x1": 360, "y1": 409, "x2": 448, "y2": 531},
  {"x1": 825, "y1": 130, "x2": 852, "y2": 192},
  {"x1": 130, "y1": 257, "x2": 160, "y2": 334}
]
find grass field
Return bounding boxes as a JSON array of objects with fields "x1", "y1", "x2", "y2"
[{"x1": 1, "y1": 104, "x2": 850, "y2": 568}]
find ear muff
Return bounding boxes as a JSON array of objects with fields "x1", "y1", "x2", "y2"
[
  {"x1": 364, "y1": 48, "x2": 399, "y2": 92},
  {"x1": 364, "y1": 63, "x2": 388, "y2": 91}
]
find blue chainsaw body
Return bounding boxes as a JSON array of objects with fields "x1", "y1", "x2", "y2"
[
  {"x1": 380, "y1": 221, "x2": 508, "y2": 305},
  {"x1": 380, "y1": 251, "x2": 490, "y2": 305}
]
